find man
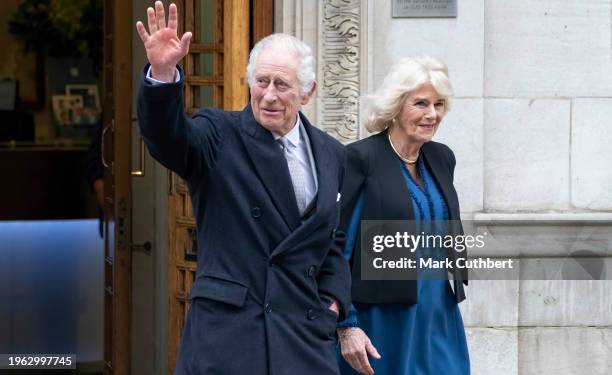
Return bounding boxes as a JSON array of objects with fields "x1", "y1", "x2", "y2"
[{"x1": 136, "y1": 2, "x2": 350, "y2": 374}]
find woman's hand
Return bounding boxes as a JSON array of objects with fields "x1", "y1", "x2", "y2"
[
  {"x1": 136, "y1": 2, "x2": 192, "y2": 82},
  {"x1": 338, "y1": 327, "x2": 381, "y2": 375}
]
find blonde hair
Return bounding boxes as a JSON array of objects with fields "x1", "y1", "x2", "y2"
[{"x1": 363, "y1": 56, "x2": 453, "y2": 133}]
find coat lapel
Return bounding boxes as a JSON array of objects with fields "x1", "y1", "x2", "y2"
[
  {"x1": 301, "y1": 112, "x2": 332, "y2": 213},
  {"x1": 421, "y1": 142, "x2": 459, "y2": 220},
  {"x1": 270, "y1": 114, "x2": 334, "y2": 257},
  {"x1": 239, "y1": 106, "x2": 301, "y2": 231},
  {"x1": 375, "y1": 131, "x2": 415, "y2": 221}
]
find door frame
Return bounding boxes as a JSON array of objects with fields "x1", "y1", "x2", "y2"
[{"x1": 102, "y1": 0, "x2": 133, "y2": 374}]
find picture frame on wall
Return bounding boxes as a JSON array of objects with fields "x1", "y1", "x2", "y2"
[
  {"x1": 51, "y1": 95, "x2": 84, "y2": 126},
  {"x1": 65, "y1": 84, "x2": 100, "y2": 109},
  {"x1": 65, "y1": 84, "x2": 101, "y2": 125}
]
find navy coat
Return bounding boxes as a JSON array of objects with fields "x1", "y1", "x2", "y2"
[
  {"x1": 138, "y1": 66, "x2": 351, "y2": 375},
  {"x1": 339, "y1": 130, "x2": 467, "y2": 305}
]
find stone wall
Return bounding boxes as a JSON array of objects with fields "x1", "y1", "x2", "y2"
[
  {"x1": 381, "y1": 1, "x2": 612, "y2": 374},
  {"x1": 278, "y1": 0, "x2": 612, "y2": 373}
]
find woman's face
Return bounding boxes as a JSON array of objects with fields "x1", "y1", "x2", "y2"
[{"x1": 395, "y1": 83, "x2": 446, "y2": 144}]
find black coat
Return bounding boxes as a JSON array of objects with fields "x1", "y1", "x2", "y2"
[
  {"x1": 138, "y1": 65, "x2": 351, "y2": 375},
  {"x1": 339, "y1": 130, "x2": 468, "y2": 305}
]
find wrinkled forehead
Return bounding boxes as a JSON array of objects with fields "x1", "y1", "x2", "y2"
[{"x1": 254, "y1": 47, "x2": 301, "y2": 78}]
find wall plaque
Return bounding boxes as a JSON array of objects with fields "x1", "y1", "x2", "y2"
[{"x1": 392, "y1": 0, "x2": 457, "y2": 18}]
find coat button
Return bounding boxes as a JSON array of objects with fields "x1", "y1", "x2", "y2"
[
  {"x1": 251, "y1": 206, "x2": 261, "y2": 218},
  {"x1": 269, "y1": 258, "x2": 280, "y2": 267},
  {"x1": 264, "y1": 303, "x2": 272, "y2": 313},
  {"x1": 307, "y1": 309, "x2": 318, "y2": 320},
  {"x1": 331, "y1": 229, "x2": 345, "y2": 241},
  {"x1": 308, "y1": 265, "x2": 317, "y2": 277}
]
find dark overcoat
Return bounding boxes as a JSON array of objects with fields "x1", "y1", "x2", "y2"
[
  {"x1": 339, "y1": 130, "x2": 468, "y2": 305},
  {"x1": 137, "y1": 66, "x2": 351, "y2": 375}
]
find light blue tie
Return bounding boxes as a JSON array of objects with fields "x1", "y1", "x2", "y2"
[{"x1": 278, "y1": 138, "x2": 308, "y2": 215}]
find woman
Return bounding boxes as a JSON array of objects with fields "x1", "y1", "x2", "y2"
[{"x1": 336, "y1": 57, "x2": 470, "y2": 375}]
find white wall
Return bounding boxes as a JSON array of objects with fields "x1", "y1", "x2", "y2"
[
  {"x1": 368, "y1": 0, "x2": 612, "y2": 375},
  {"x1": 367, "y1": 1, "x2": 612, "y2": 374},
  {"x1": 371, "y1": 0, "x2": 612, "y2": 215}
]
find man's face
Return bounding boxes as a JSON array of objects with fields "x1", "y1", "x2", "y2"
[{"x1": 250, "y1": 48, "x2": 315, "y2": 135}]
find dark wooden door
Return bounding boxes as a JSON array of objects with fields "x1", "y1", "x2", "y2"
[{"x1": 102, "y1": 0, "x2": 132, "y2": 374}]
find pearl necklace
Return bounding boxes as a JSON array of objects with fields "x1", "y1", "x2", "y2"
[{"x1": 387, "y1": 131, "x2": 419, "y2": 164}]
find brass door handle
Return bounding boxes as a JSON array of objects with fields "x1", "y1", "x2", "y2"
[
  {"x1": 101, "y1": 119, "x2": 114, "y2": 173},
  {"x1": 131, "y1": 118, "x2": 146, "y2": 177}
]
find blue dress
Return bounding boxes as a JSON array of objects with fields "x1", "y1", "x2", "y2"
[{"x1": 337, "y1": 157, "x2": 470, "y2": 375}]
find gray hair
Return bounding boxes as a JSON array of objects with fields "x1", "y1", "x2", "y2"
[
  {"x1": 246, "y1": 33, "x2": 316, "y2": 96},
  {"x1": 363, "y1": 56, "x2": 454, "y2": 133}
]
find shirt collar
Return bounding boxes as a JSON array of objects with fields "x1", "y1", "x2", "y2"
[{"x1": 272, "y1": 116, "x2": 301, "y2": 148}]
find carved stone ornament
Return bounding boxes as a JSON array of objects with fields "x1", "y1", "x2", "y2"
[{"x1": 320, "y1": 0, "x2": 361, "y2": 143}]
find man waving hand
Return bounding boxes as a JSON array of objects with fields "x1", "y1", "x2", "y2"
[{"x1": 136, "y1": 3, "x2": 350, "y2": 374}]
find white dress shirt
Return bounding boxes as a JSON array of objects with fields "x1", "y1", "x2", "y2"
[{"x1": 146, "y1": 66, "x2": 181, "y2": 84}]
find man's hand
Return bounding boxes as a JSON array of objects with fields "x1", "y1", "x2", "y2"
[
  {"x1": 328, "y1": 299, "x2": 340, "y2": 316},
  {"x1": 337, "y1": 327, "x2": 381, "y2": 375},
  {"x1": 136, "y1": 2, "x2": 192, "y2": 82}
]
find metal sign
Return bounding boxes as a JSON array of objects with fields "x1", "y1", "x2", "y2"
[{"x1": 392, "y1": 0, "x2": 457, "y2": 18}]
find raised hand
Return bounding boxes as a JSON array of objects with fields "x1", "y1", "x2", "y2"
[{"x1": 136, "y1": 1, "x2": 192, "y2": 82}]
